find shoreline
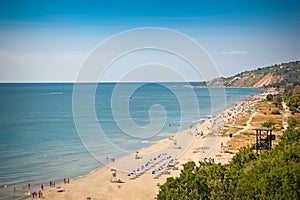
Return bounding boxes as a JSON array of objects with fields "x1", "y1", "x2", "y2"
[
  {"x1": 0, "y1": 114, "x2": 213, "y2": 200},
  {"x1": 33, "y1": 90, "x2": 265, "y2": 200}
]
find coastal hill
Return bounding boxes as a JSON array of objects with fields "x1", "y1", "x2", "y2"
[{"x1": 195, "y1": 60, "x2": 300, "y2": 88}]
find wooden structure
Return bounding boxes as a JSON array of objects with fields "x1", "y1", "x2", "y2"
[{"x1": 253, "y1": 127, "x2": 275, "y2": 153}]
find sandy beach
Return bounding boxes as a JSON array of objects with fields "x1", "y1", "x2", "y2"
[
  {"x1": 29, "y1": 92, "x2": 265, "y2": 200},
  {"x1": 1, "y1": 1, "x2": 299, "y2": 199}
]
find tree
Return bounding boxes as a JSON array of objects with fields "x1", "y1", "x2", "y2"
[
  {"x1": 266, "y1": 94, "x2": 273, "y2": 101},
  {"x1": 286, "y1": 94, "x2": 300, "y2": 111},
  {"x1": 236, "y1": 127, "x2": 300, "y2": 199},
  {"x1": 157, "y1": 124, "x2": 300, "y2": 200}
]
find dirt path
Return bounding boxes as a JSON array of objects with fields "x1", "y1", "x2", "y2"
[
  {"x1": 232, "y1": 111, "x2": 257, "y2": 136},
  {"x1": 282, "y1": 102, "x2": 291, "y2": 129}
]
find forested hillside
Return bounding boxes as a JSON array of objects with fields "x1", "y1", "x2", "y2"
[{"x1": 194, "y1": 60, "x2": 300, "y2": 88}]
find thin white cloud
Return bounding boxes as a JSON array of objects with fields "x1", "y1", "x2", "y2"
[
  {"x1": 0, "y1": 50, "x2": 89, "y2": 82},
  {"x1": 0, "y1": 50, "x2": 88, "y2": 62},
  {"x1": 220, "y1": 50, "x2": 248, "y2": 55}
]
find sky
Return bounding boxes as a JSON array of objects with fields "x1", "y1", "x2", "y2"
[{"x1": 0, "y1": 0, "x2": 299, "y2": 82}]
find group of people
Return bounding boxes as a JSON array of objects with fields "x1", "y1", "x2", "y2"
[
  {"x1": 26, "y1": 177, "x2": 70, "y2": 199},
  {"x1": 31, "y1": 190, "x2": 43, "y2": 198},
  {"x1": 49, "y1": 180, "x2": 56, "y2": 188},
  {"x1": 195, "y1": 128, "x2": 204, "y2": 136},
  {"x1": 106, "y1": 156, "x2": 115, "y2": 162},
  {"x1": 63, "y1": 178, "x2": 70, "y2": 184},
  {"x1": 135, "y1": 151, "x2": 142, "y2": 159},
  {"x1": 28, "y1": 183, "x2": 43, "y2": 198},
  {"x1": 204, "y1": 157, "x2": 215, "y2": 163}
]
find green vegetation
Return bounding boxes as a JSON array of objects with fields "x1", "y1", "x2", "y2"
[
  {"x1": 272, "y1": 96, "x2": 283, "y2": 109},
  {"x1": 192, "y1": 60, "x2": 300, "y2": 88},
  {"x1": 270, "y1": 62, "x2": 300, "y2": 87},
  {"x1": 266, "y1": 94, "x2": 273, "y2": 101},
  {"x1": 284, "y1": 85, "x2": 300, "y2": 112},
  {"x1": 157, "y1": 124, "x2": 300, "y2": 200},
  {"x1": 288, "y1": 117, "x2": 299, "y2": 127},
  {"x1": 261, "y1": 121, "x2": 275, "y2": 128},
  {"x1": 283, "y1": 86, "x2": 294, "y2": 101},
  {"x1": 270, "y1": 109, "x2": 280, "y2": 115},
  {"x1": 265, "y1": 93, "x2": 282, "y2": 109},
  {"x1": 287, "y1": 94, "x2": 300, "y2": 111}
]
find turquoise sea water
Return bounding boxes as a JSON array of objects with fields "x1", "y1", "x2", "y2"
[{"x1": 0, "y1": 83, "x2": 261, "y2": 199}]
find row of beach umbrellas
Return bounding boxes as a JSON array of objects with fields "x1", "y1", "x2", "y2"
[
  {"x1": 127, "y1": 153, "x2": 168, "y2": 177},
  {"x1": 151, "y1": 156, "x2": 176, "y2": 175}
]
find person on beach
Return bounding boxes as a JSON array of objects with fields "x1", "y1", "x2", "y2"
[
  {"x1": 112, "y1": 170, "x2": 116, "y2": 178},
  {"x1": 32, "y1": 191, "x2": 37, "y2": 198},
  {"x1": 41, "y1": 184, "x2": 44, "y2": 190},
  {"x1": 173, "y1": 140, "x2": 177, "y2": 147},
  {"x1": 67, "y1": 178, "x2": 70, "y2": 184},
  {"x1": 38, "y1": 190, "x2": 43, "y2": 198},
  {"x1": 64, "y1": 178, "x2": 66, "y2": 184},
  {"x1": 221, "y1": 142, "x2": 223, "y2": 152},
  {"x1": 50, "y1": 181, "x2": 52, "y2": 187},
  {"x1": 28, "y1": 183, "x2": 31, "y2": 191}
]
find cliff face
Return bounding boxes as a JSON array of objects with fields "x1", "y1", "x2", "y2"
[{"x1": 204, "y1": 61, "x2": 300, "y2": 88}]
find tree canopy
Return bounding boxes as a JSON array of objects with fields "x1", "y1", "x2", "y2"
[{"x1": 157, "y1": 124, "x2": 300, "y2": 200}]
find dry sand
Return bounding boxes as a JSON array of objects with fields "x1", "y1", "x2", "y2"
[{"x1": 33, "y1": 93, "x2": 264, "y2": 200}]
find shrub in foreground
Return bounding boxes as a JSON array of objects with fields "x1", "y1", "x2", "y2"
[{"x1": 157, "y1": 125, "x2": 300, "y2": 200}]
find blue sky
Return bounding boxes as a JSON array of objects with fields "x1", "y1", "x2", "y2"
[{"x1": 0, "y1": 0, "x2": 299, "y2": 82}]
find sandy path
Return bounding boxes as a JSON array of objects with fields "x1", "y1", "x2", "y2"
[
  {"x1": 232, "y1": 111, "x2": 257, "y2": 137},
  {"x1": 282, "y1": 102, "x2": 291, "y2": 129}
]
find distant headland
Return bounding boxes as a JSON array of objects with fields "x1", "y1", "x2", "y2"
[{"x1": 193, "y1": 60, "x2": 300, "y2": 88}]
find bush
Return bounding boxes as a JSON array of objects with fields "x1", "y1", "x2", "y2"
[
  {"x1": 271, "y1": 109, "x2": 280, "y2": 115},
  {"x1": 287, "y1": 94, "x2": 300, "y2": 111},
  {"x1": 266, "y1": 94, "x2": 273, "y2": 101},
  {"x1": 288, "y1": 117, "x2": 298, "y2": 128},
  {"x1": 157, "y1": 124, "x2": 300, "y2": 200},
  {"x1": 261, "y1": 121, "x2": 275, "y2": 128},
  {"x1": 272, "y1": 96, "x2": 283, "y2": 109}
]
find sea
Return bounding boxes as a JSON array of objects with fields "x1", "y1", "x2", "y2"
[{"x1": 0, "y1": 83, "x2": 262, "y2": 199}]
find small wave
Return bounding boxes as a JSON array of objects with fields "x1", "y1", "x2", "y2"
[
  {"x1": 157, "y1": 133, "x2": 166, "y2": 136},
  {"x1": 141, "y1": 140, "x2": 150, "y2": 143},
  {"x1": 156, "y1": 132, "x2": 175, "y2": 137},
  {"x1": 48, "y1": 92, "x2": 63, "y2": 95},
  {"x1": 67, "y1": 159, "x2": 79, "y2": 163},
  {"x1": 88, "y1": 168, "x2": 97, "y2": 175}
]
